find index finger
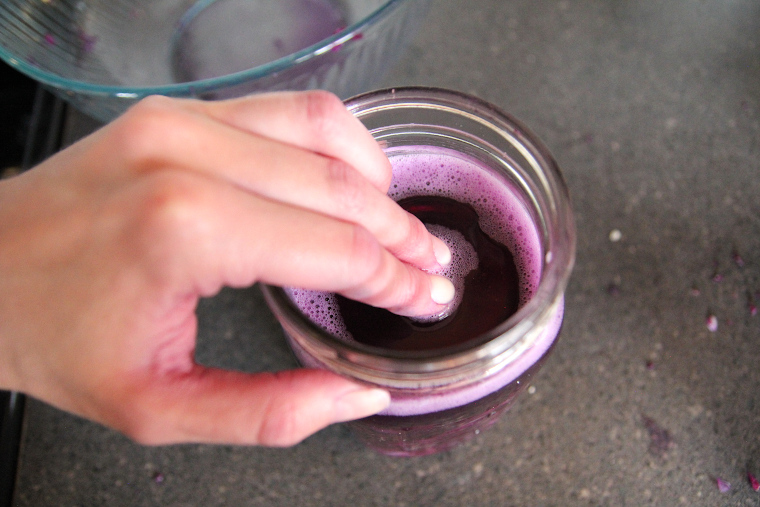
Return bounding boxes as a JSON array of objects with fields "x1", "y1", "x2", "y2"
[{"x1": 182, "y1": 91, "x2": 394, "y2": 192}]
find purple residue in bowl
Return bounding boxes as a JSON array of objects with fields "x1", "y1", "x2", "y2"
[{"x1": 172, "y1": 0, "x2": 347, "y2": 82}]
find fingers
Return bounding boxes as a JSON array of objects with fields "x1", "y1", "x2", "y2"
[
  {"x1": 135, "y1": 171, "x2": 454, "y2": 315},
  {"x1": 179, "y1": 91, "x2": 393, "y2": 192},
  {"x1": 108, "y1": 95, "x2": 449, "y2": 271},
  {"x1": 123, "y1": 368, "x2": 390, "y2": 446}
]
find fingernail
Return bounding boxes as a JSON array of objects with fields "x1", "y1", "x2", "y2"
[
  {"x1": 332, "y1": 387, "x2": 390, "y2": 423},
  {"x1": 433, "y1": 237, "x2": 452, "y2": 266},
  {"x1": 430, "y1": 275, "x2": 455, "y2": 305}
]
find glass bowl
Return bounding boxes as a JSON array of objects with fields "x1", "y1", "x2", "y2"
[{"x1": 0, "y1": 0, "x2": 430, "y2": 122}]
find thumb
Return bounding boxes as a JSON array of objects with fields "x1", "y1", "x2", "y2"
[{"x1": 125, "y1": 367, "x2": 390, "y2": 447}]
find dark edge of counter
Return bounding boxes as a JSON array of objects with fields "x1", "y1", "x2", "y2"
[{"x1": 0, "y1": 84, "x2": 66, "y2": 507}]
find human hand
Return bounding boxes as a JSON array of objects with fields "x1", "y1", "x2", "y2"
[{"x1": 0, "y1": 91, "x2": 453, "y2": 446}]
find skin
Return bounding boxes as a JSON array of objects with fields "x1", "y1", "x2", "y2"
[{"x1": 0, "y1": 91, "x2": 453, "y2": 447}]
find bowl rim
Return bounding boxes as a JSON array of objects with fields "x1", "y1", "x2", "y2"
[{"x1": 0, "y1": 0, "x2": 405, "y2": 98}]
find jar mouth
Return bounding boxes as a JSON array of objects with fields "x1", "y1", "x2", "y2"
[{"x1": 262, "y1": 87, "x2": 575, "y2": 381}]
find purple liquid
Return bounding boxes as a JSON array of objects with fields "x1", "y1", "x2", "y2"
[
  {"x1": 287, "y1": 148, "x2": 563, "y2": 454},
  {"x1": 336, "y1": 195, "x2": 520, "y2": 351},
  {"x1": 350, "y1": 337, "x2": 559, "y2": 456},
  {"x1": 290, "y1": 148, "x2": 546, "y2": 359}
]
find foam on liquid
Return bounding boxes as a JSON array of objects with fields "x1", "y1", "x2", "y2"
[
  {"x1": 286, "y1": 148, "x2": 561, "y2": 416},
  {"x1": 409, "y1": 224, "x2": 478, "y2": 322},
  {"x1": 289, "y1": 147, "x2": 542, "y2": 337}
]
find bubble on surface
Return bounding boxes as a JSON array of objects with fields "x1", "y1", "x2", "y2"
[
  {"x1": 408, "y1": 224, "x2": 478, "y2": 323},
  {"x1": 287, "y1": 288, "x2": 352, "y2": 342}
]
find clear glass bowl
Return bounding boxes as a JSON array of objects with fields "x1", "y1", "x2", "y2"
[{"x1": 0, "y1": 0, "x2": 430, "y2": 122}]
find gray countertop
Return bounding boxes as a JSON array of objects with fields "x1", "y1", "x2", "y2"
[{"x1": 12, "y1": 0, "x2": 760, "y2": 505}]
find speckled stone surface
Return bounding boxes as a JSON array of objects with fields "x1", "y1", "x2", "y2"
[{"x1": 12, "y1": 0, "x2": 760, "y2": 505}]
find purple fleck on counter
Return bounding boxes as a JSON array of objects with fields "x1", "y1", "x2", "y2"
[
  {"x1": 732, "y1": 251, "x2": 745, "y2": 268},
  {"x1": 749, "y1": 471, "x2": 759, "y2": 492},
  {"x1": 706, "y1": 314, "x2": 718, "y2": 332},
  {"x1": 716, "y1": 477, "x2": 731, "y2": 493},
  {"x1": 641, "y1": 415, "x2": 674, "y2": 458},
  {"x1": 77, "y1": 29, "x2": 98, "y2": 53}
]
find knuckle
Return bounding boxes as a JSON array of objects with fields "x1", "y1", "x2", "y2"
[
  {"x1": 342, "y1": 225, "x2": 422, "y2": 306},
  {"x1": 360, "y1": 253, "x2": 429, "y2": 312},
  {"x1": 127, "y1": 173, "x2": 207, "y2": 266},
  {"x1": 389, "y1": 213, "x2": 425, "y2": 256},
  {"x1": 374, "y1": 210, "x2": 436, "y2": 269},
  {"x1": 112, "y1": 96, "x2": 188, "y2": 167},
  {"x1": 402, "y1": 218, "x2": 437, "y2": 265},
  {"x1": 346, "y1": 225, "x2": 384, "y2": 284},
  {"x1": 385, "y1": 267, "x2": 423, "y2": 311},
  {"x1": 325, "y1": 159, "x2": 368, "y2": 218},
  {"x1": 254, "y1": 372, "x2": 309, "y2": 447},
  {"x1": 135, "y1": 174, "x2": 200, "y2": 232},
  {"x1": 375, "y1": 163, "x2": 394, "y2": 194},
  {"x1": 304, "y1": 90, "x2": 345, "y2": 123},
  {"x1": 256, "y1": 406, "x2": 303, "y2": 447},
  {"x1": 303, "y1": 90, "x2": 346, "y2": 140}
]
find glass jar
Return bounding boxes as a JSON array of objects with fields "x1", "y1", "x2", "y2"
[{"x1": 261, "y1": 87, "x2": 575, "y2": 456}]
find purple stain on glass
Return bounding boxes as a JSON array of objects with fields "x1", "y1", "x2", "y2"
[
  {"x1": 43, "y1": 33, "x2": 56, "y2": 46},
  {"x1": 77, "y1": 29, "x2": 98, "y2": 53},
  {"x1": 330, "y1": 31, "x2": 360, "y2": 52},
  {"x1": 173, "y1": 0, "x2": 347, "y2": 82}
]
